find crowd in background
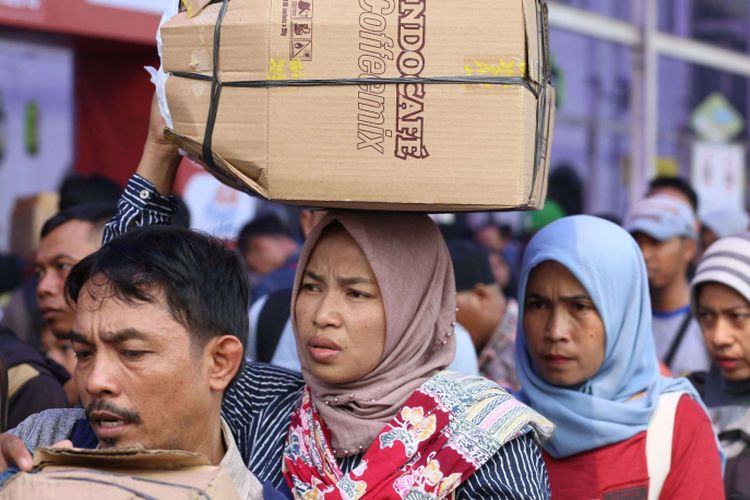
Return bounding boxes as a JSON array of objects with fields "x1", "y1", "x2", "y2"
[{"x1": 0, "y1": 152, "x2": 748, "y2": 497}]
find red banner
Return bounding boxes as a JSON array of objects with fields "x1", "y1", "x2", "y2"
[{"x1": 0, "y1": 0, "x2": 159, "y2": 45}]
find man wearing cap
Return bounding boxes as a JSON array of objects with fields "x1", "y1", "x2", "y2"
[{"x1": 625, "y1": 194, "x2": 710, "y2": 375}]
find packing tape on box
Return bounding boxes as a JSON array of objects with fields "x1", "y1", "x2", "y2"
[{"x1": 172, "y1": 0, "x2": 553, "y2": 207}]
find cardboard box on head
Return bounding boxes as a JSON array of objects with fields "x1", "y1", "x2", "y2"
[
  {"x1": 0, "y1": 447, "x2": 240, "y2": 499},
  {"x1": 161, "y1": 0, "x2": 554, "y2": 212}
]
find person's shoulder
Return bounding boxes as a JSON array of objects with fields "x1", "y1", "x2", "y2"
[
  {"x1": 430, "y1": 372, "x2": 554, "y2": 445},
  {"x1": 240, "y1": 360, "x2": 304, "y2": 388},
  {"x1": 224, "y1": 361, "x2": 304, "y2": 410},
  {"x1": 9, "y1": 408, "x2": 85, "y2": 450},
  {"x1": 674, "y1": 393, "x2": 710, "y2": 423},
  {"x1": 460, "y1": 431, "x2": 549, "y2": 499},
  {"x1": 11, "y1": 407, "x2": 85, "y2": 429},
  {"x1": 684, "y1": 371, "x2": 707, "y2": 396}
]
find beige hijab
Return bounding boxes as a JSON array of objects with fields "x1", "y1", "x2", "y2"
[{"x1": 291, "y1": 212, "x2": 456, "y2": 456}]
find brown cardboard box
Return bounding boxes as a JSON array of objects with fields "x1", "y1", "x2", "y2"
[
  {"x1": 10, "y1": 192, "x2": 59, "y2": 259},
  {"x1": 0, "y1": 447, "x2": 240, "y2": 499},
  {"x1": 161, "y1": 0, "x2": 554, "y2": 211}
]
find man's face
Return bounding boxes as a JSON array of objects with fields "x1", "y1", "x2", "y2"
[
  {"x1": 71, "y1": 280, "x2": 217, "y2": 452},
  {"x1": 632, "y1": 233, "x2": 695, "y2": 290},
  {"x1": 245, "y1": 235, "x2": 292, "y2": 276},
  {"x1": 456, "y1": 284, "x2": 504, "y2": 351},
  {"x1": 35, "y1": 220, "x2": 100, "y2": 337}
]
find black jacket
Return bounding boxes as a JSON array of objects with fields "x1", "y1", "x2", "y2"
[{"x1": 0, "y1": 326, "x2": 69, "y2": 429}]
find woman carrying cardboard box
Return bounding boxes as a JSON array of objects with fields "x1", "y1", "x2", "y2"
[{"x1": 282, "y1": 211, "x2": 553, "y2": 498}]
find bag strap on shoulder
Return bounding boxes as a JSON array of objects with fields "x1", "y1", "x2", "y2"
[
  {"x1": 664, "y1": 312, "x2": 692, "y2": 370},
  {"x1": 646, "y1": 391, "x2": 685, "y2": 500},
  {"x1": 7, "y1": 363, "x2": 40, "y2": 400}
]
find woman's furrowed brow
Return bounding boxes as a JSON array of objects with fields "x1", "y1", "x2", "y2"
[
  {"x1": 304, "y1": 270, "x2": 323, "y2": 281},
  {"x1": 337, "y1": 276, "x2": 375, "y2": 286}
]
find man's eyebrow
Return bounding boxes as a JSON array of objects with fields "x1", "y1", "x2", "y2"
[
  {"x1": 99, "y1": 329, "x2": 150, "y2": 343},
  {"x1": 70, "y1": 329, "x2": 150, "y2": 345},
  {"x1": 35, "y1": 253, "x2": 78, "y2": 266},
  {"x1": 69, "y1": 331, "x2": 92, "y2": 345}
]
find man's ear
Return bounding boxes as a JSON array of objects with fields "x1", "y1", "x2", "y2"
[{"x1": 207, "y1": 335, "x2": 244, "y2": 392}]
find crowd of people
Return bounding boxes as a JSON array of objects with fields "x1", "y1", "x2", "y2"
[{"x1": 0, "y1": 99, "x2": 747, "y2": 498}]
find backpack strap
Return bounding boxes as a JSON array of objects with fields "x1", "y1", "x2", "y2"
[
  {"x1": 7, "y1": 363, "x2": 40, "y2": 400},
  {"x1": 256, "y1": 288, "x2": 293, "y2": 363},
  {"x1": 663, "y1": 312, "x2": 692, "y2": 370},
  {"x1": 646, "y1": 391, "x2": 685, "y2": 500}
]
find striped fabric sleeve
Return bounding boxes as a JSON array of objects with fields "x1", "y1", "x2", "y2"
[
  {"x1": 457, "y1": 431, "x2": 551, "y2": 499},
  {"x1": 221, "y1": 361, "x2": 305, "y2": 488},
  {"x1": 102, "y1": 174, "x2": 179, "y2": 244}
]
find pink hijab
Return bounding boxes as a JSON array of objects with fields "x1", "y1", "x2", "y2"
[{"x1": 291, "y1": 212, "x2": 456, "y2": 456}]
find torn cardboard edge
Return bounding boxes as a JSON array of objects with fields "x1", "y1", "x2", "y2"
[{"x1": 33, "y1": 446, "x2": 211, "y2": 470}]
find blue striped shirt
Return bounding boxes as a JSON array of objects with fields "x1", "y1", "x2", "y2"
[{"x1": 100, "y1": 174, "x2": 551, "y2": 499}]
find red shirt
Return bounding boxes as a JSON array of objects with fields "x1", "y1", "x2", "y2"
[{"x1": 543, "y1": 396, "x2": 724, "y2": 499}]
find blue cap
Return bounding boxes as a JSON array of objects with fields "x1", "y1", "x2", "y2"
[{"x1": 624, "y1": 195, "x2": 697, "y2": 241}]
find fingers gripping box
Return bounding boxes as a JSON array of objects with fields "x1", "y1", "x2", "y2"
[{"x1": 161, "y1": 0, "x2": 554, "y2": 211}]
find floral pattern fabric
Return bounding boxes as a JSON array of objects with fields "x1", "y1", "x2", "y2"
[{"x1": 283, "y1": 371, "x2": 554, "y2": 499}]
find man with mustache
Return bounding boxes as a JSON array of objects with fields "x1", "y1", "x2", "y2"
[{"x1": 4, "y1": 225, "x2": 264, "y2": 498}]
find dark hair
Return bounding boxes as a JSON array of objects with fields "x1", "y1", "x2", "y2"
[
  {"x1": 446, "y1": 239, "x2": 496, "y2": 292},
  {"x1": 172, "y1": 195, "x2": 192, "y2": 229},
  {"x1": 41, "y1": 203, "x2": 117, "y2": 240},
  {"x1": 64, "y1": 225, "x2": 248, "y2": 383},
  {"x1": 548, "y1": 163, "x2": 583, "y2": 216},
  {"x1": 236, "y1": 214, "x2": 292, "y2": 256},
  {"x1": 647, "y1": 176, "x2": 699, "y2": 213},
  {"x1": 59, "y1": 175, "x2": 122, "y2": 210}
]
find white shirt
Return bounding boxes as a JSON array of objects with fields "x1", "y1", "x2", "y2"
[{"x1": 220, "y1": 418, "x2": 264, "y2": 499}]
